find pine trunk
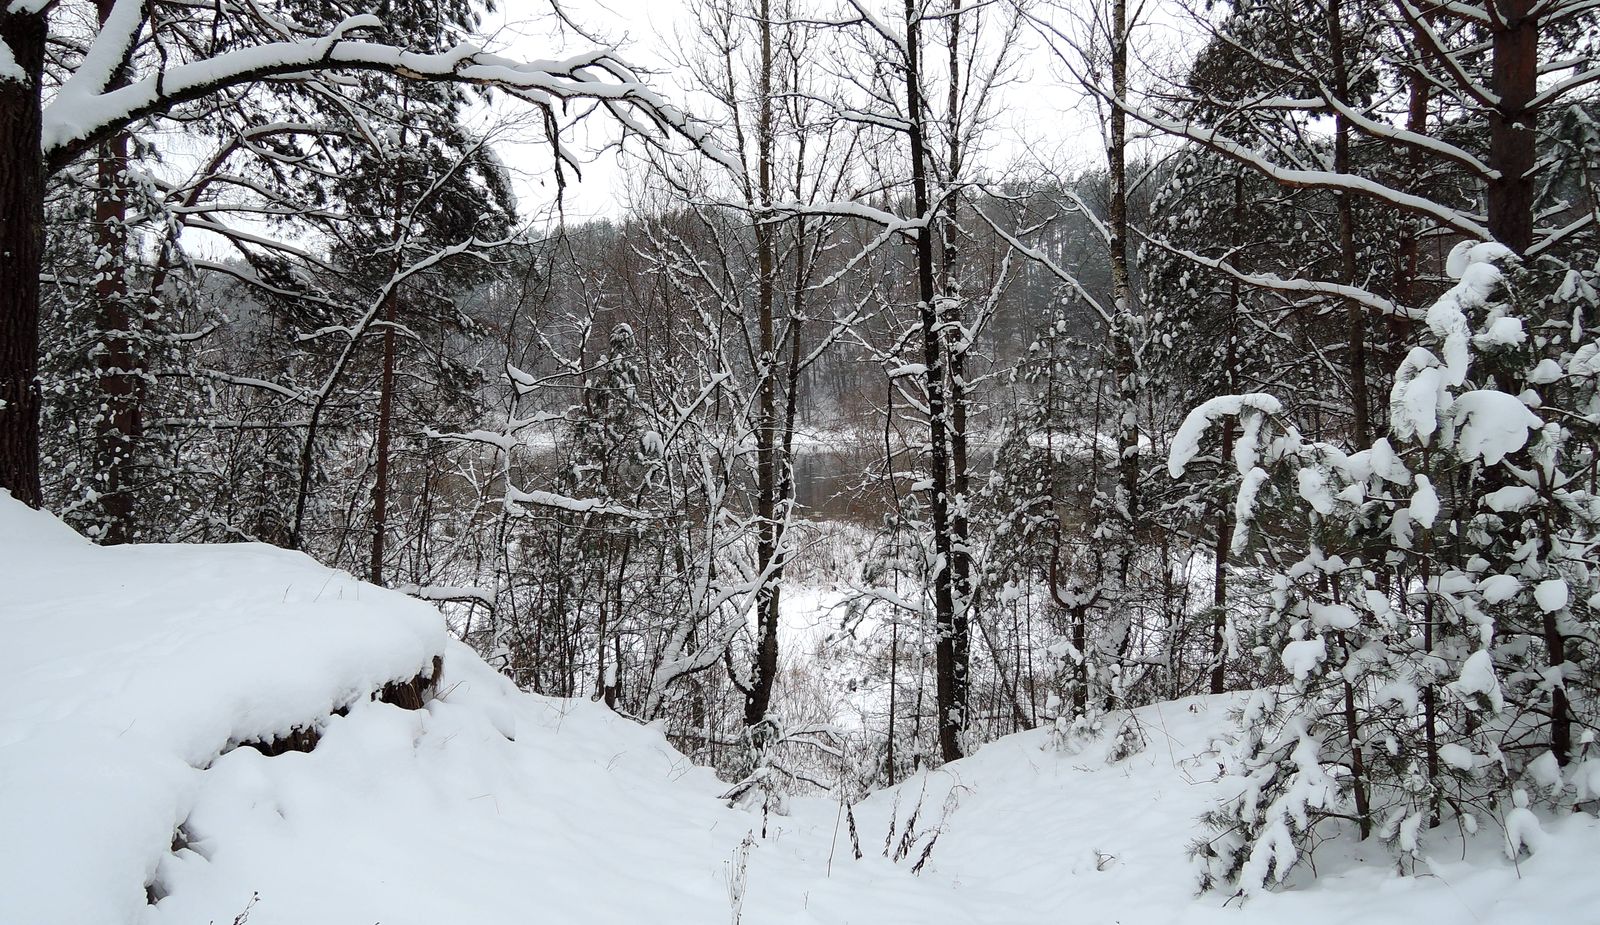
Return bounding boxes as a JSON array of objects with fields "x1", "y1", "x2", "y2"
[
  {"x1": 90, "y1": 0, "x2": 139, "y2": 543},
  {"x1": 1327, "y1": 0, "x2": 1368, "y2": 447},
  {"x1": 1487, "y1": 0, "x2": 1537, "y2": 255},
  {"x1": 92, "y1": 124, "x2": 140, "y2": 543},
  {"x1": 368, "y1": 290, "x2": 398, "y2": 585},
  {"x1": 0, "y1": 11, "x2": 46, "y2": 508},
  {"x1": 1211, "y1": 174, "x2": 1244, "y2": 695}
]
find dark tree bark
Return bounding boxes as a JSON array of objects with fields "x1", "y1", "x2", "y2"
[
  {"x1": 91, "y1": 124, "x2": 141, "y2": 543},
  {"x1": 1210, "y1": 174, "x2": 1244, "y2": 695},
  {"x1": 1104, "y1": 0, "x2": 1141, "y2": 697},
  {"x1": 368, "y1": 288, "x2": 398, "y2": 584},
  {"x1": 368, "y1": 124, "x2": 411, "y2": 586},
  {"x1": 904, "y1": 0, "x2": 966, "y2": 762},
  {"x1": 1486, "y1": 0, "x2": 1537, "y2": 255},
  {"x1": 1482, "y1": 0, "x2": 1567, "y2": 764},
  {"x1": 90, "y1": 0, "x2": 140, "y2": 544},
  {"x1": 942, "y1": 0, "x2": 973, "y2": 757},
  {"x1": 744, "y1": 0, "x2": 781, "y2": 734},
  {"x1": 0, "y1": 10, "x2": 46, "y2": 508},
  {"x1": 1326, "y1": 0, "x2": 1369, "y2": 447}
]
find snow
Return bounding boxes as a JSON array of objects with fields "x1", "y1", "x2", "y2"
[
  {"x1": 1390, "y1": 356, "x2": 1444, "y2": 441},
  {"x1": 1535, "y1": 578, "x2": 1570, "y2": 613},
  {"x1": 1529, "y1": 751, "x2": 1564, "y2": 795},
  {"x1": 1444, "y1": 241, "x2": 1514, "y2": 280},
  {"x1": 1454, "y1": 650, "x2": 1506, "y2": 711},
  {"x1": 1167, "y1": 393, "x2": 1282, "y2": 477},
  {"x1": 6, "y1": 494, "x2": 1600, "y2": 924},
  {"x1": 396, "y1": 583, "x2": 497, "y2": 605},
  {"x1": 1345, "y1": 438, "x2": 1411, "y2": 485},
  {"x1": 852, "y1": 697, "x2": 1600, "y2": 923},
  {"x1": 1408, "y1": 475, "x2": 1439, "y2": 527},
  {"x1": 1450, "y1": 390, "x2": 1542, "y2": 465},
  {"x1": 41, "y1": 36, "x2": 737, "y2": 174},
  {"x1": 1309, "y1": 602, "x2": 1360, "y2": 631},
  {"x1": 1505, "y1": 789, "x2": 1546, "y2": 858},
  {"x1": 1232, "y1": 466, "x2": 1272, "y2": 555},
  {"x1": 1571, "y1": 342, "x2": 1600, "y2": 378},
  {"x1": 1425, "y1": 282, "x2": 1472, "y2": 387},
  {"x1": 1480, "y1": 573, "x2": 1522, "y2": 604},
  {"x1": 1573, "y1": 757, "x2": 1600, "y2": 802},
  {"x1": 1484, "y1": 485, "x2": 1538, "y2": 512},
  {"x1": 503, "y1": 486, "x2": 644, "y2": 517},
  {"x1": 1298, "y1": 466, "x2": 1335, "y2": 515},
  {"x1": 0, "y1": 494, "x2": 447, "y2": 925},
  {"x1": 1393, "y1": 244, "x2": 1527, "y2": 451},
  {"x1": 1144, "y1": 112, "x2": 1494, "y2": 241},
  {"x1": 0, "y1": 42, "x2": 25, "y2": 84},
  {"x1": 1439, "y1": 743, "x2": 1476, "y2": 770},
  {"x1": 1282, "y1": 637, "x2": 1328, "y2": 680},
  {"x1": 1474, "y1": 315, "x2": 1526, "y2": 349},
  {"x1": 1527, "y1": 358, "x2": 1563, "y2": 385}
]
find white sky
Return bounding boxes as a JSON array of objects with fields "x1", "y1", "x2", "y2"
[{"x1": 476, "y1": 0, "x2": 1116, "y2": 224}]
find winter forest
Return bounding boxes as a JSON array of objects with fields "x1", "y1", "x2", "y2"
[{"x1": 2, "y1": 0, "x2": 1600, "y2": 920}]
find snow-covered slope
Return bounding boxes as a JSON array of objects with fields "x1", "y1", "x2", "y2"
[
  {"x1": 5, "y1": 494, "x2": 1598, "y2": 924},
  {"x1": 851, "y1": 702, "x2": 1600, "y2": 924},
  {"x1": 0, "y1": 496, "x2": 447, "y2": 923},
  {"x1": 0, "y1": 495, "x2": 951, "y2": 924}
]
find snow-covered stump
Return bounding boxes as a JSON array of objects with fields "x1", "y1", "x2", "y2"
[
  {"x1": 148, "y1": 655, "x2": 446, "y2": 906},
  {"x1": 1, "y1": 495, "x2": 456, "y2": 923},
  {"x1": 377, "y1": 653, "x2": 446, "y2": 712},
  {"x1": 237, "y1": 654, "x2": 446, "y2": 757}
]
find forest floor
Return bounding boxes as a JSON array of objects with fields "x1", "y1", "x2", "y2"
[{"x1": 4, "y1": 493, "x2": 1598, "y2": 924}]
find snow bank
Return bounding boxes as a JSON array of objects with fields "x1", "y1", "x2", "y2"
[
  {"x1": 0, "y1": 493, "x2": 447, "y2": 924},
  {"x1": 0, "y1": 496, "x2": 944, "y2": 924},
  {"x1": 7, "y1": 494, "x2": 1598, "y2": 923},
  {"x1": 849, "y1": 696, "x2": 1600, "y2": 924}
]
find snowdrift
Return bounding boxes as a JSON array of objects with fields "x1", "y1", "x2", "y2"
[
  {"x1": 4, "y1": 493, "x2": 1598, "y2": 924},
  {"x1": 851, "y1": 706, "x2": 1600, "y2": 924},
  {"x1": 0, "y1": 496, "x2": 942, "y2": 924}
]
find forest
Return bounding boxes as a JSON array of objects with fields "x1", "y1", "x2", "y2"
[{"x1": 2, "y1": 0, "x2": 1599, "y2": 915}]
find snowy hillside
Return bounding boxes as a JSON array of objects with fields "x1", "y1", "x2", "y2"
[{"x1": 4, "y1": 494, "x2": 1598, "y2": 924}]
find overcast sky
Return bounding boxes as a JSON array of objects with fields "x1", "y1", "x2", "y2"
[{"x1": 476, "y1": 0, "x2": 1113, "y2": 224}]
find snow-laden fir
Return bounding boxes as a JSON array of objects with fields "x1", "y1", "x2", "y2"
[{"x1": 4, "y1": 493, "x2": 1597, "y2": 924}]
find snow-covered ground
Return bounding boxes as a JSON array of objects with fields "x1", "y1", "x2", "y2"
[{"x1": 5, "y1": 493, "x2": 1598, "y2": 924}]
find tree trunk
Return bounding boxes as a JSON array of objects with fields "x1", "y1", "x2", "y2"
[
  {"x1": 744, "y1": 0, "x2": 780, "y2": 734},
  {"x1": 942, "y1": 0, "x2": 972, "y2": 756},
  {"x1": 1543, "y1": 606, "x2": 1572, "y2": 765},
  {"x1": 1327, "y1": 0, "x2": 1369, "y2": 447},
  {"x1": 1107, "y1": 0, "x2": 1140, "y2": 697},
  {"x1": 0, "y1": 11, "x2": 47, "y2": 509},
  {"x1": 1210, "y1": 426, "x2": 1232, "y2": 694},
  {"x1": 1387, "y1": 21, "x2": 1430, "y2": 365},
  {"x1": 92, "y1": 125, "x2": 141, "y2": 544},
  {"x1": 368, "y1": 289, "x2": 398, "y2": 585},
  {"x1": 90, "y1": 0, "x2": 139, "y2": 544},
  {"x1": 1487, "y1": 0, "x2": 1537, "y2": 255},
  {"x1": 1211, "y1": 174, "x2": 1244, "y2": 695},
  {"x1": 1484, "y1": 0, "x2": 1562, "y2": 762},
  {"x1": 905, "y1": 0, "x2": 965, "y2": 763},
  {"x1": 1343, "y1": 671, "x2": 1373, "y2": 838}
]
